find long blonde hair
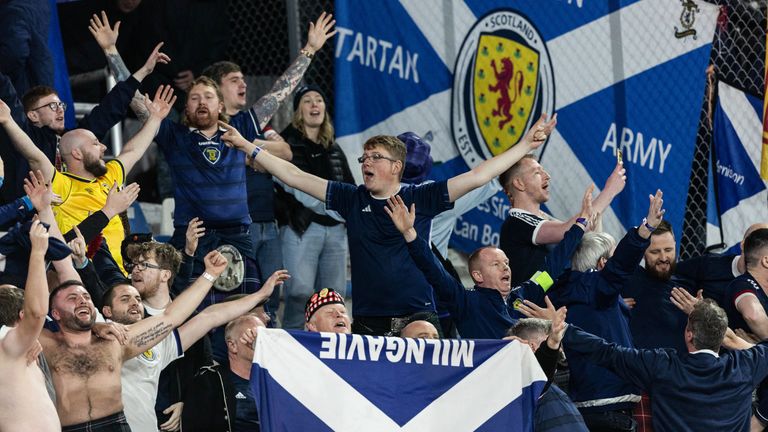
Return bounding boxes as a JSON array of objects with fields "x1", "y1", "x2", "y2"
[{"x1": 292, "y1": 99, "x2": 335, "y2": 149}]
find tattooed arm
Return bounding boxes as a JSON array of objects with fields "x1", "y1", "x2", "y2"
[
  {"x1": 251, "y1": 12, "x2": 337, "y2": 129},
  {"x1": 89, "y1": 11, "x2": 170, "y2": 122},
  {"x1": 121, "y1": 250, "x2": 228, "y2": 359}
]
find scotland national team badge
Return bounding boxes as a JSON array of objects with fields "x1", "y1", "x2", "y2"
[
  {"x1": 203, "y1": 147, "x2": 221, "y2": 165},
  {"x1": 140, "y1": 348, "x2": 158, "y2": 363},
  {"x1": 452, "y1": 10, "x2": 555, "y2": 168}
]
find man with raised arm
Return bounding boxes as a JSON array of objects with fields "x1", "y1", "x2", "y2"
[
  {"x1": 0, "y1": 85, "x2": 177, "y2": 272},
  {"x1": 220, "y1": 114, "x2": 558, "y2": 335},
  {"x1": 101, "y1": 269, "x2": 288, "y2": 431},
  {"x1": 0, "y1": 220, "x2": 59, "y2": 431},
  {"x1": 39, "y1": 250, "x2": 227, "y2": 431},
  {"x1": 498, "y1": 155, "x2": 626, "y2": 285},
  {"x1": 0, "y1": 42, "x2": 168, "y2": 203},
  {"x1": 384, "y1": 187, "x2": 590, "y2": 339}
]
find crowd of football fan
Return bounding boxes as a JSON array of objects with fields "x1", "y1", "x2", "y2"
[{"x1": 1, "y1": 1, "x2": 768, "y2": 431}]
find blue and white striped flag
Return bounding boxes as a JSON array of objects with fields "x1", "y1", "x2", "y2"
[
  {"x1": 251, "y1": 329, "x2": 545, "y2": 431},
  {"x1": 334, "y1": 0, "x2": 719, "y2": 252}
]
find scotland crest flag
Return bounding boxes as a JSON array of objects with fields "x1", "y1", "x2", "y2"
[
  {"x1": 251, "y1": 329, "x2": 546, "y2": 431},
  {"x1": 334, "y1": 0, "x2": 719, "y2": 252}
]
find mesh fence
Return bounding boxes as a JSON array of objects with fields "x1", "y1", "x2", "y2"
[
  {"x1": 680, "y1": 0, "x2": 766, "y2": 259},
  {"x1": 226, "y1": 0, "x2": 335, "y2": 132}
]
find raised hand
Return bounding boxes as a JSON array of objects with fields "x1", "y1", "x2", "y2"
[
  {"x1": 383, "y1": 195, "x2": 416, "y2": 236},
  {"x1": 88, "y1": 11, "x2": 120, "y2": 51},
  {"x1": 67, "y1": 226, "x2": 87, "y2": 267},
  {"x1": 144, "y1": 85, "x2": 177, "y2": 120},
  {"x1": 260, "y1": 269, "x2": 290, "y2": 299},
  {"x1": 517, "y1": 297, "x2": 558, "y2": 321},
  {"x1": 548, "y1": 299, "x2": 568, "y2": 348},
  {"x1": 137, "y1": 42, "x2": 171, "y2": 80},
  {"x1": 577, "y1": 184, "x2": 595, "y2": 230},
  {"x1": 670, "y1": 287, "x2": 701, "y2": 315},
  {"x1": 102, "y1": 182, "x2": 140, "y2": 219},
  {"x1": 603, "y1": 161, "x2": 627, "y2": 198},
  {"x1": 23, "y1": 170, "x2": 51, "y2": 211},
  {"x1": 523, "y1": 113, "x2": 558, "y2": 149},
  {"x1": 203, "y1": 250, "x2": 229, "y2": 278},
  {"x1": 184, "y1": 217, "x2": 205, "y2": 256},
  {"x1": 645, "y1": 189, "x2": 665, "y2": 228},
  {"x1": 29, "y1": 219, "x2": 49, "y2": 255},
  {"x1": 305, "y1": 12, "x2": 337, "y2": 53}
]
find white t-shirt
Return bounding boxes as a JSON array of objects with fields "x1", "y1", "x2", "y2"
[{"x1": 121, "y1": 329, "x2": 183, "y2": 432}]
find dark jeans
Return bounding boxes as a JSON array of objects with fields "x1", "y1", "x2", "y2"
[
  {"x1": 580, "y1": 409, "x2": 637, "y2": 432},
  {"x1": 353, "y1": 312, "x2": 443, "y2": 337},
  {"x1": 62, "y1": 411, "x2": 131, "y2": 432}
]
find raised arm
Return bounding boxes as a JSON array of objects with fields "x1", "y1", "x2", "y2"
[
  {"x1": 562, "y1": 324, "x2": 658, "y2": 390},
  {"x1": 117, "y1": 85, "x2": 176, "y2": 174},
  {"x1": 177, "y1": 270, "x2": 289, "y2": 350},
  {"x1": 121, "y1": 250, "x2": 228, "y2": 359},
  {"x1": 591, "y1": 161, "x2": 627, "y2": 216},
  {"x1": 384, "y1": 195, "x2": 470, "y2": 318},
  {"x1": 736, "y1": 296, "x2": 768, "y2": 340},
  {"x1": 251, "y1": 12, "x2": 336, "y2": 129},
  {"x1": 447, "y1": 114, "x2": 557, "y2": 202},
  {"x1": 1, "y1": 220, "x2": 49, "y2": 358},
  {"x1": 600, "y1": 190, "x2": 664, "y2": 296},
  {"x1": 89, "y1": 12, "x2": 170, "y2": 122},
  {"x1": 0, "y1": 100, "x2": 54, "y2": 181},
  {"x1": 220, "y1": 121, "x2": 328, "y2": 201}
]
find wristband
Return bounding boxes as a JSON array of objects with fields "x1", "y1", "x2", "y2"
[
  {"x1": 300, "y1": 48, "x2": 315, "y2": 59},
  {"x1": 575, "y1": 217, "x2": 588, "y2": 228},
  {"x1": 530, "y1": 271, "x2": 554, "y2": 292},
  {"x1": 202, "y1": 272, "x2": 217, "y2": 283},
  {"x1": 642, "y1": 218, "x2": 656, "y2": 232},
  {"x1": 250, "y1": 146, "x2": 261, "y2": 160}
]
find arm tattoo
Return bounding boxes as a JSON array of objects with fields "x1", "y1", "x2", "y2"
[
  {"x1": 252, "y1": 55, "x2": 312, "y2": 129},
  {"x1": 130, "y1": 92, "x2": 150, "y2": 123},
  {"x1": 130, "y1": 322, "x2": 173, "y2": 349},
  {"x1": 105, "y1": 52, "x2": 131, "y2": 82}
]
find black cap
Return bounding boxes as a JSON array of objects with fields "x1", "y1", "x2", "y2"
[{"x1": 293, "y1": 84, "x2": 326, "y2": 111}]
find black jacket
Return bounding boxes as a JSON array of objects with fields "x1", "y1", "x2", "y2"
[{"x1": 275, "y1": 124, "x2": 355, "y2": 234}]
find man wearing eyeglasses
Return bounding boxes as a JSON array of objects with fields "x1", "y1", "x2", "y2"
[
  {"x1": 220, "y1": 114, "x2": 558, "y2": 336},
  {"x1": 0, "y1": 43, "x2": 168, "y2": 205}
]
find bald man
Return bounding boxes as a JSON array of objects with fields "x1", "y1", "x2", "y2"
[
  {"x1": 182, "y1": 315, "x2": 266, "y2": 431},
  {"x1": 400, "y1": 320, "x2": 439, "y2": 339},
  {"x1": 0, "y1": 85, "x2": 177, "y2": 271},
  {"x1": 676, "y1": 222, "x2": 768, "y2": 307}
]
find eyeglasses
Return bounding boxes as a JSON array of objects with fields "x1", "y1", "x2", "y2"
[
  {"x1": 31, "y1": 101, "x2": 67, "y2": 112},
  {"x1": 129, "y1": 261, "x2": 164, "y2": 272},
  {"x1": 357, "y1": 153, "x2": 398, "y2": 164}
]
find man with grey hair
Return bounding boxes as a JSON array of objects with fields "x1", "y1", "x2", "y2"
[
  {"x1": 507, "y1": 315, "x2": 588, "y2": 432},
  {"x1": 562, "y1": 299, "x2": 768, "y2": 431},
  {"x1": 544, "y1": 189, "x2": 665, "y2": 431}
]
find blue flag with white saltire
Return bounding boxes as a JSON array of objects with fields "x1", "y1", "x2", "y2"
[
  {"x1": 251, "y1": 329, "x2": 546, "y2": 431},
  {"x1": 707, "y1": 82, "x2": 768, "y2": 252},
  {"x1": 334, "y1": 0, "x2": 719, "y2": 253}
]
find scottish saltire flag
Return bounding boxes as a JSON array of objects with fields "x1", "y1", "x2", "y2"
[
  {"x1": 251, "y1": 329, "x2": 545, "y2": 431},
  {"x1": 707, "y1": 82, "x2": 768, "y2": 252},
  {"x1": 335, "y1": 0, "x2": 718, "y2": 253}
]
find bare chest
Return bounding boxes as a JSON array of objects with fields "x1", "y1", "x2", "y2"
[{"x1": 47, "y1": 339, "x2": 120, "y2": 378}]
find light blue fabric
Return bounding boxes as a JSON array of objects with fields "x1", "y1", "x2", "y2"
[
  {"x1": 280, "y1": 223, "x2": 348, "y2": 329},
  {"x1": 250, "y1": 220, "x2": 284, "y2": 310}
]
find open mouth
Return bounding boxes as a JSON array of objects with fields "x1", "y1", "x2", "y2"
[
  {"x1": 76, "y1": 307, "x2": 91, "y2": 318},
  {"x1": 238, "y1": 91, "x2": 246, "y2": 98},
  {"x1": 334, "y1": 321, "x2": 348, "y2": 329},
  {"x1": 363, "y1": 170, "x2": 374, "y2": 181}
]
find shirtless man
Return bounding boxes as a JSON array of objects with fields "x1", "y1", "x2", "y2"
[
  {"x1": 0, "y1": 220, "x2": 59, "y2": 431},
  {"x1": 40, "y1": 250, "x2": 229, "y2": 431}
]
